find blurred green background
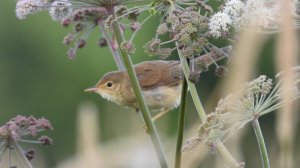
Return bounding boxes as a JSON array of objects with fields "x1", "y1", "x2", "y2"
[{"x1": 0, "y1": 1, "x2": 299, "y2": 168}]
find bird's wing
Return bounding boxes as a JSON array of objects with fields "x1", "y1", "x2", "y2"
[
  {"x1": 134, "y1": 60, "x2": 181, "y2": 90},
  {"x1": 135, "y1": 61, "x2": 162, "y2": 88}
]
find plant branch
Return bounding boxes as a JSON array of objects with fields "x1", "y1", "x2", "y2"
[
  {"x1": 174, "y1": 77, "x2": 188, "y2": 168},
  {"x1": 252, "y1": 118, "x2": 270, "y2": 168},
  {"x1": 111, "y1": 21, "x2": 168, "y2": 168},
  {"x1": 98, "y1": 20, "x2": 124, "y2": 70},
  {"x1": 216, "y1": 142, "x2": 239, "y2": 166},
  {"x1": 177, "y1": 52, "x2": 207, "y2": 121},
  {"x1": 176, "y1": 46, "x2": 239, "y2": 166}
]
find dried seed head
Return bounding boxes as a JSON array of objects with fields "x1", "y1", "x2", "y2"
[
  {"x1": 98, "y1": 37, "x2": 108, "y2": 47},
  {"x1": 182, "y1": 22, "x2": 197, "y2": 34},
  {"x1": 171, "y1": 67, "x2": 183, "y2": 79},
  {"x1": 181, "y1": 136, "x2": 202, "y2": 152},
  {"x1": 189, "y1": 71, "x2": 200, "y2": 83},
  {"x1": 121, "y1": 41, "x2": 136, "y2": 55},
  {"x1": 158, "y1": 48, "x2": 173, "y2": 60},
  {"x1": 76, "y1": 39, "x2": 86, "y2": 49},
  {"x1": 261, "y1": 78, "x2": 273, "y2": 95},
  {"x1": 0, "y1": 115, "x2": 53, "y2": 164},
  {"x1": 63, "y1": 33, "x2": 74, "y2": 45},
  {"x1": 61, "y1": 18, "x2": 71, "y2": 27},
  {"x1": 67, "y1": 48, "x2": 76, "y2": 60},
  {"x1": 215, "y1": 65, "x2": 228, "y2": 77},
  {"x1": 144, "y1": 39, "x2": 161, "y2": 56},
  {"x1": 75, "y1": 23, "x2": 84, "y2": 32},
  {"x1": 24, "y1": 149, "x2": 35, "y2": 161},
  {"x1": 38, "y1": 136, "x2": 53, "y2": 145},
  {"x1": 177, "y1": 33, "x2": 191, "y2": 45},
  {"x1": 156, "y1": 23, "x2": 169, "y2": 35},
  {"x1": 181, "y1": 47, "x2": 194, "y2": 58}
]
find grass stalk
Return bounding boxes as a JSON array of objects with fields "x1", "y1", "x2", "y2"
[
  {"x1": 111, "y1": 21, "x2": 168, "y2": 168},
  {"x1": 174, "y1": 77, "x2": 188, "y2": 168}
]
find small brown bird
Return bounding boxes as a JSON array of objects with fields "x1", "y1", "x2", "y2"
[
  {"x1": 85, "y1": 60, "x2": 182, "y2": 121},
  {"x1": 85, "y1": 47, "x2": 230, "y2": 120}
]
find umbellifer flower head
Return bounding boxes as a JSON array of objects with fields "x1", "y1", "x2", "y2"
[
  {"x1": 49, "y1": 0, "x2": 72, "y2": 21},
  {"x1": 182, "y1": 69, "x2": 300, "y2": 151},
  {"x1": 14, "y1": 0, "x2": 141, "y2": 59},
  {"x1": 209, "y1": 0, "x2": 300, "y2": 32},
  {"x1": 121, "y1": 41, "x2": 136, "y2": 55},
  {"x1": 209, "y1": 12, "x2": 232, "y2": 38},
  {"x1": 0, "y1": 115, "x2": 53, "y2": 166},
  {"x1": 16, "y1": 0, "x2": 42, "y2": 19}
]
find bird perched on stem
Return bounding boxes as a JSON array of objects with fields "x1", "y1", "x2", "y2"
[{"x1": 85, "y1": 47, "x2": 231, "y2": 121}]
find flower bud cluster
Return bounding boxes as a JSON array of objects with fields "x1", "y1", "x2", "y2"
[{"x1": 0, "y1": 115, "x2": 53, "y2": 164}]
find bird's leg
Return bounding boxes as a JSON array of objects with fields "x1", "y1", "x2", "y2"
[
  {"x1": 142, "y1": 108, "x2": 171, "y2": 133},
  {"x1": 151, "y1": 109, "x2": 171, "y2": 122}
]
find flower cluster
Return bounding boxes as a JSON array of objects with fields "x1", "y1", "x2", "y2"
[
  {"x1": 182, "y1": 72, "x2": 300, "y2": 151},
  {"x1": 49, "y1": 1, "x2": 72, "y2": 21},
  {"x1": 15, "y1": 0, "x2": 143, "y2": 59},
  {"x1": 209, "y1": 0, "x2": 300, "y2": 37},
  {"x1": 0, "y1": 115, "x2": 53, "y2": 166},
  {"x1": 209, "y1": 12, "x2": 233, "y2": 38},
  {"x1": 145, "y1": 6, "x2": 210, "y2": 59},
  {"x1": 16, "y1": 0, "x2": 51, "y2": 19},
  {"x1": 143, "y1": 4, "x2": 232, "y2": 82},
  {"x1": 62, "y1": 6, "x2": 110, "y2": 59}
]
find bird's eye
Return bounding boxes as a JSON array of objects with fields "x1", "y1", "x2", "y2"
[{"x1": 106, "y1": 81, "x2": 113, "y2": 88}]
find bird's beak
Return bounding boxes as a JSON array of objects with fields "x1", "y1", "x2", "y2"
[{"x1": 84, "y1": 87, "x2": 98, "y2": 92}]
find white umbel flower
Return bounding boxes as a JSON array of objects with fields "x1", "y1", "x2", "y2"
[
  {"x1": 224, "y1": 0, "x2": 245, "y2": 30},
  {"x1": 49, "y1": 0, "x2": 72, "y2": 21},
  {"x1": 241, "y1": 0, "x2": 299, "y2": 31},
  {"x1": 16, "y1": 0, "x2": 41, "y2": 19},
  {"x1": 209, "y1": 12, "x2": 232, "y2": 38},
  {"x1": 243, "y1": 0, "x2": 280, "y2": 28},
  {"x1": 217, "y1": 0, "x2": 300, "y2": 32}
]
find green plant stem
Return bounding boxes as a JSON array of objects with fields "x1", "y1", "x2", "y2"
[
  {"x1": 178, "y1": 55, "x2": 206, "y2": 121},
  {"x1": 216, "y1": 142, "x2": 239, "y2": 165},
  {"x1": 252, "y1": 118, "x2": 270, "y2": 168},
  {"x1": 174, "y1": 78, "x2": 188, "y2": 168},
  {"x1": 177, "y1": 46, "x2": 231, "y2": 119},
  {"x1": 111, "y1": 21, "x2": 168, "y2": 168},
  {"x1": 176, "y1": 48, "x2": 239, "y2": 166},
  {"x1": 98, "y1": 21, "x2": 124, "y2": 70}
]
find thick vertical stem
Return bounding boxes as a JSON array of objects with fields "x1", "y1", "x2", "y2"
[
  {"x1": 252, "y1": 118, "x2": 270, "y2": 168},
  {"x1": 111, "y1": 21, "x2": 168, "y2": 168},
  {"x1": 174, "y1": 78, "x2": 188, "y2": 168},
  {"x1": 178, "y1": 55, "x2": 206, "y2": 121},
  {"x1": 176, "y1": 48, "x2": 239, "y2": 166}
]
